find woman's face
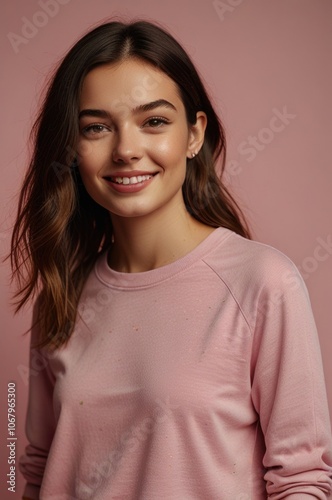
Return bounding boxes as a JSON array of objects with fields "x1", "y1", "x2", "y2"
[{"x1": 77, "y1": 58, "x2": 206, "y2": 220}]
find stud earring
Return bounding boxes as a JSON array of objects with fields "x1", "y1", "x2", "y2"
[{"x1": 191, "y1": 152, "x2": 196, "y2": 158}]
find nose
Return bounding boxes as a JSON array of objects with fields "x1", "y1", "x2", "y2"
[{"x1": 112, "y1": 127, "x2": 143, "y2": 164}]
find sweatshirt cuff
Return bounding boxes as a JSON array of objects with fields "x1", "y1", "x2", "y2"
[
  {"x1": 23, "y1": 482, "x2": 40, "y2": 500},
  {"x1": 282, "y1": 495, "x2": 323, "y2": 499}
]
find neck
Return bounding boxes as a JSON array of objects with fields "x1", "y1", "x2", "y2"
[{"x1": 108, "y1": 198, "x2": 215, "y2": 273}]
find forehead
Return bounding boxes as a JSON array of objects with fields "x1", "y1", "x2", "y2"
[{"x1": 80, "y1": 58, "x2": 183, "y2": 111}]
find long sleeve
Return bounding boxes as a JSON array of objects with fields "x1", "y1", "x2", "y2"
[
  {"x1": 19, "y1": 300, "x2": 56, "y2": 500},
  {"x1": 250, "y1": 254, "x2": 332, "y2": 498},
  {"x1": 15, "y1": 228, "x2": 332, "y2": 499}
]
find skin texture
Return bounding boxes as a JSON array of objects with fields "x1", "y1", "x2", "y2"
[{"x1": 77, "y1": 58, "x2": 214, "y2": 273}]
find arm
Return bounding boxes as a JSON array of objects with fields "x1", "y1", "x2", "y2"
[
  {"x1": 251, "y1": 255, "x2": 332, "y2": 498},
  {"x1": 19, "y1": 299, "x2": 56, "y2": 500}
]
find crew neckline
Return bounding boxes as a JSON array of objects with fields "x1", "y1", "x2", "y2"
[{"x1": 94, "y1": 226, "x2": 233, "y2": 289}]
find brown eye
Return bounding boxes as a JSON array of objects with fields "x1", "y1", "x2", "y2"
[
  {"x1": 82, "y1": 124, "x2": 109, "y2": 136},
  {"x1": 144, "y1": 117, "x2": 169, "y2": 128}
]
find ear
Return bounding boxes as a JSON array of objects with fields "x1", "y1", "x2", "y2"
[{"x1": 186, "y1": 111, "x2": 207, "y2": 159}]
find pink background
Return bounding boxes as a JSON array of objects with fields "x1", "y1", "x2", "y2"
[{"x1": 1, "y1": 1, "x2": 331, "y2": 498}]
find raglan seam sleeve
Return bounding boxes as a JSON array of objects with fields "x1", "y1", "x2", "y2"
[{"x1": 248, "y1": 250, "x2": 332, "y2": 499}]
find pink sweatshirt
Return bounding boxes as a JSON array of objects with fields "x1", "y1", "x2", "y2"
[{"x1": 20, "y1": 227, "x2": 332, "y2": 499}]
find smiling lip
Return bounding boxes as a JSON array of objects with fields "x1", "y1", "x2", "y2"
[
  {"x1": 104, "y1": 170, "x2": 159, "y2": 179},
  {"x1": 103, "y1": 171, "x2": 158, "y2": 193}
]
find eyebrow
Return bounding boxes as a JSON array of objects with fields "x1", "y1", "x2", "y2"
[{"x1": 78, "y1": 99, "x2": 177, "y2": 119}]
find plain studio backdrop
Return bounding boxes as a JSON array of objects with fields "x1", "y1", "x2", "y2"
[{"x1": 1, "y1": 0, "x2": 331, "y2": 498}]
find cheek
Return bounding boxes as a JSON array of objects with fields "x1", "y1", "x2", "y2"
[
  {"x1": 77, "y1": 142, "x2": 108, "y2": 177},
  {"x1": 77, "y1": 163, "x2": 107, "y2": 209},
  {"x1": 151, "y1": 132, "x2": 188, "y2": 167},
  {"x1": 78, "y1": 166, "x2": 92, "y2": 190},
  {"x1": 76, "y1": 134, "x2": 112, "y2": 167},
  {"x1": 77, "y1": 161, "x2": 98, "y2": 188},
  {"x1": 78, "y1": 150, "x2": 105, "y2": 182},
  {"x1": 77, "y1": 154, "x2": 105, "y2": 193}
]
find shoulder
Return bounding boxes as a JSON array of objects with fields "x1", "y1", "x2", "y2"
[
  {"x1": 205, "y1": 228, "x2": 302, "y2": 290},
  {"x1": 203, "y1": 229, "x2": 309, "y2": 328}
]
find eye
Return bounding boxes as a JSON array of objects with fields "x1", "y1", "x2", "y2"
[
  {"x1": 81, "y1": 124, "x2": 110, "y2": 137},
  {"x1": 143, "y1": 117, "x2": 170, "y2": 128}
]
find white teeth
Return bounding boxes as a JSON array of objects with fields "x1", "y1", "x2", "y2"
[{"x1": 113, "y1": 175, "x2": 153, "y2": 185}]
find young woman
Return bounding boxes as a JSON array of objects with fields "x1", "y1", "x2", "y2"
[{"x1": 12, "y1": 19, "x2": 332, "y2": 500}]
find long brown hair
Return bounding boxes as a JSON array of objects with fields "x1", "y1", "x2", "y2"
[{"x1": 10, "y1": 20, "x2": 251, "y2": 350}]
